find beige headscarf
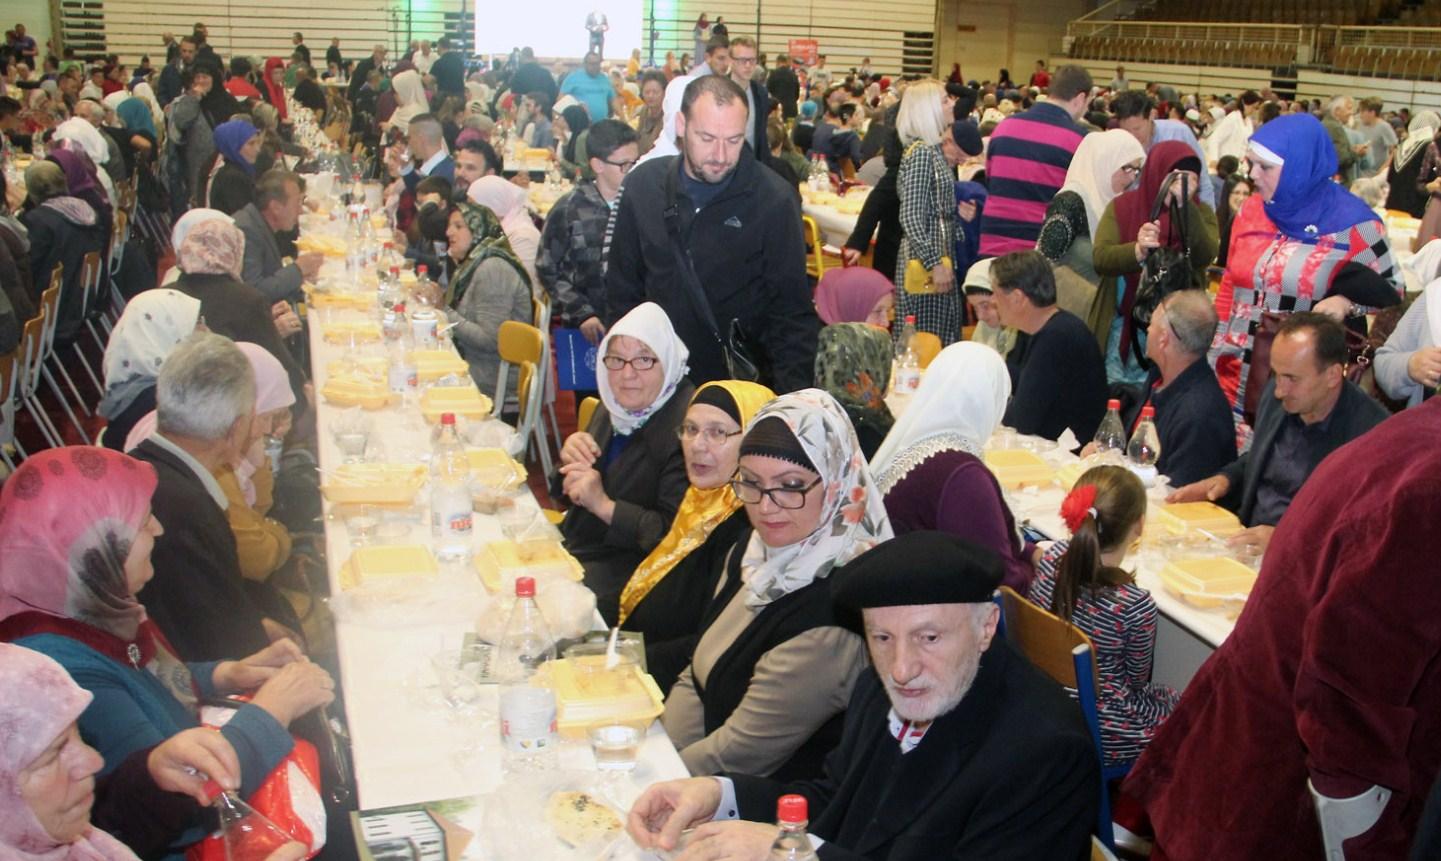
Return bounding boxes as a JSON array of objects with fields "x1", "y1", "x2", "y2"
[{"x1": 177, "y1": 219, "x2": 246, "y2": 279}]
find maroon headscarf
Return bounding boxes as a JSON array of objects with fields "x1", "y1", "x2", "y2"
[{"x1": 46, "y1": 147, "x2": 111, "y2": 227}]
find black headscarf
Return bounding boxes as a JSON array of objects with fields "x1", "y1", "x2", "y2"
[{"x1": 561, "y1": 104, "x2": 590, "y2": 164}]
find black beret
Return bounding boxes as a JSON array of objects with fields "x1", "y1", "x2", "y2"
[
  {"x1": 832, "y1": 531, "x2": 1004, "y2": 625},
  {"x1": 950, "y1": 120, "x2": 983, "y2": 157}
]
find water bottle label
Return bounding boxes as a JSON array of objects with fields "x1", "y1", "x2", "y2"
[
  {"x1": 444, "y1": 511, "x2": 473, "y2": 535},
  {"x1": 499, "y1": 686, "x2": 557, "y2": 753}
]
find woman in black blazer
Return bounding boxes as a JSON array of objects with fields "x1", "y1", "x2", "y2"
[{"x1": 559, "y1": 302, "x2": 694, "y2": 624}]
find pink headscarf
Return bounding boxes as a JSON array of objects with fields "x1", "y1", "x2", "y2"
[
  {"x1": 0, "y1": 448, "x2": 157, "y2": 642},
  {"x1": 0, "y1": 644, "x2": 140, "y2": 861},
  {"x1": 466, "y1": 175, "x2": 531, "y2": 236},
  {"x1": 813, "y1": 267, "x2": 895, "y2": 326},
  {"x1": 176, "y1": 219, "x2": 245, "y2": 280}
]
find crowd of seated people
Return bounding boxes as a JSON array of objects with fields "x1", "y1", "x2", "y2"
[{"x1": 6, "y1": 18, "x2": 1441, "y2": 861}]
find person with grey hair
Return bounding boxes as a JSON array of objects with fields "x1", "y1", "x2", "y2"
[
  {"x1": 1134, "y1": 288, "x2": 1238, "y2": 486},
  {"x1": 20, "y1": 160, "x2": 107, "y2": 342},
  {"x1": 232, "y1": 168, "x2": 322, "y2": 303},
  {"x1": 129, "y1": 331, "x2": 299, "y2": 661},
  {"x1": 1323, "y1": 95, "x2": 1362, "y2": 183}
]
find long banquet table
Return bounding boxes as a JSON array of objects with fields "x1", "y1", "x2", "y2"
[{"x1": 302, "y1": 241, "x2": 687, "y2": 856}]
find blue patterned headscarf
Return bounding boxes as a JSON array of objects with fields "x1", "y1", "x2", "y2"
[{"x1": 1248, "y1": 113, "x2": 1377, "y2": 242}]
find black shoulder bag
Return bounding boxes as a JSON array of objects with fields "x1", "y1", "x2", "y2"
[
  {"x1": 661, "y1": 165, "x2": 766, "y2": 383},
  {"x1": 1131, "y1": 171, "x2": 1193, "y2": 330}
]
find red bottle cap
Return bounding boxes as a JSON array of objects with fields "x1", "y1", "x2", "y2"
[
  {"x1": 417, "y1": 264, "x2": 428, "y2": 275},
  {"x1": 201, "y1": 779, "x2": 225, "y2": 803},
  {"x1": 777, "y1": 794, "x2": 808, "y2": 824},
  {"x1": 515, "y1": 576, "x2": 536, "y2": 598},
  {"x1": 1141, "y1": 406, "x2": 1155, "y2": 418},
  {"x1": 440, "y1": 412, "x2": 456, "y2": 426},
  {"x1": 394, "y1": 302, "x2": 406, "y2": 313},
  {"x1": 905, "y1": 315, "x2": 916, "y2": 323},
  {"x1": 1107, "y1": 399, "x2": 1120, "y2": 410}
]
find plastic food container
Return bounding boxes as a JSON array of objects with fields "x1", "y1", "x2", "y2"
[
  {"x1": 1157, "y1": 556, "x2": 1257, "y2": 612},
  {"x1": 338, "y1": 544, "x2": 439, "y2": 590},
  {"x1": 411, "y1": 349, "x2": 470, "y2": 382},
  {"x1": 1153, "y1": 502, "x2": 1243, "y2": 537},
  {"x1": 321, "y1": 375, "x2": 393, "y2": 410},
  {"x1": 474, "y1": 539, "x2": 583, "y2": 593},
  {"x1": 536, "y1": 659, "x2": 664, "y2": 739},
  {"x1": 421, "y1": 385, "x2": 494, "y2": 422},
  {"x1": 983, "y1": 449, "x2": 1055, "y2": 488},
  {"x1": 322, "y1": 321, "x2": 382, "y2": 344},
  {"x1": 305, "y1": 287, "x2": 375, "y2": 312},
  {"x1": 320, "y1": 463, "x2": 427, "y2": 505}
]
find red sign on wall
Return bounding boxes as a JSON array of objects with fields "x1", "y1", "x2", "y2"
[{"x1": 788, "y1": 38, "x2": 819, "y2": 65}]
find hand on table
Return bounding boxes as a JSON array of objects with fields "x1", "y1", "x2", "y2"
[
  {"x1": 560, "y1": 431, "x2": 601, "y2": 467},
  {"x1": 213, "y1": 639, "x2": 306, "y2": 693},
  {"x1": 930, "y1": 262, "x2": 955, "y2": 294},
  {"x1": 1166, "y1": 474, "x2": 1231, "y2": 504},
  {"x1": 272, "y1": 301, "x2": 303, "y2": 338},
  {"x1": 296, "y1": 252, "x2": 324, "y2": 281},
  {"x1": 626, "y1": 777, "x2": 722, "y2": 852},
  {"x1": 1227, "y1": 524, "x2": 1275, "y2": 556},
  {"x1": 147, "y1": 728, "x2": 241, "y2": 801},
  {"x1": 249, "y1": 659, "x2": 335, "y2": 728},
  {"x1": 1408, "y1": 347, "x2": 1441, "y2": 389},
  {"x1": 579, "y1": 316, "x2": 606, "y2": 345}
]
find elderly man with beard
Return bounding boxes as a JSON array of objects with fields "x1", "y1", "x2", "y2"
[{"x1": 627, "y1": 531, "x2": 1098, "y2": 860}]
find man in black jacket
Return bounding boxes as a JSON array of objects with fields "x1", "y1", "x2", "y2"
[
  {"x1": 508, "y1": 47, "x2": 558, "y2": 109},
  {"x1": 428, "y1": 37, "x2": 466, "y2": 102},
  {"x1": 626, "y1": 532, "x2": 1099, "y2": 860},
  {"x1": 1168, "y1": 312, "x2": 1389, "y2": 555},
  {"x1": 726, "y1": 36, "x2": 769, "y2": 157},
  {"x1": 347, "y1": 44, "x2": 387, "y2": 103},
  {"x1": 766, "y1": 54, "x2": 799, "y2": 120},
  {"x1": 606, "y1": 75, "x2": 818, "y2": 393}
]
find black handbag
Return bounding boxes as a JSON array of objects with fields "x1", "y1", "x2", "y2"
[
  {"x1": 1131, "y1": 171, "x2": 1193, "y2": 330},
  {"x1": 661, "y1": 165, "x2": 767, "y2": 383}
]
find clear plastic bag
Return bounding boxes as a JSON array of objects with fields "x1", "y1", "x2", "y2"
[{"x1": 477, "y1": 771, "x2": 627, "y2": 861}]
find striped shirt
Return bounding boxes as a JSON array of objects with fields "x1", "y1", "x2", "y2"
[{"x1": 978, "y1": 102, "x2": 1087, "y2": 258}]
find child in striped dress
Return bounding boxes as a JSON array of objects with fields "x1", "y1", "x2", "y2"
[{"x1": 1027, "y1": 465, "x2": 1179, "y2": 766}]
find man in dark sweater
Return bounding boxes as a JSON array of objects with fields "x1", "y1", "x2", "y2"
[
  {"x1": 1137, "y1": 289, "x2": 1236, "y2": 486},
  {"x1": 992, "y1": 251, "x2": 1107, "y2": 443},
  {"x1": 509, "y1": 46, "x2": 558, "y2": 108},
  {"x1": 1168, "y1": 312, "x2": 1388, "y2": 555},
  {"x1": 765, "y1": 54, "x2": 800, "y2": 120},
  {"x1": 428, "y1": 37, "x2": 466, "y2": 102}
]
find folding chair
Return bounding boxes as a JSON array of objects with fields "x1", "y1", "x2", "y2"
[
  {"x1": 102, "y1": 208, "x2": 129, "y2": 332},
  {"x1": 576, "y1": 396, "x2": 599, "y2": 435},
  {"x1": 69, "y1": 250, "x2": 107, "y2": 399},
  {"x1": 38, "y1": 273, "x2": 91, "y2": 440},
  {"x1": 16, "y1": 308, "x2": 63, "y2": 449},
  {"x1": 532, "y1": 292, "x2": 562, "y2": 461},
  {"x1": 493, "y1": 320, "x2": 555, "y2": 479},
  {"x1": 912, "y1": 331, "x2": 942, "y2": 368},
  {"x1": 0, "y1": 346, "x2": 22, "y2": 470},
  {"x1": 802, "y1": 215, "x2": 827, "y2": 280},
  {"x1": 995, "y1": 586, "x2": 1132, "y2": 851}
]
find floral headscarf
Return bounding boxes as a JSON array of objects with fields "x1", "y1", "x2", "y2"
[
  {"x1": 99, "y1": 289, "x2": 202, "y2": 420},
  {"x1": 618, "y1": 380, "x2": 776, "y2": 622},
  {"x1": 445, "y1": 201, "x2": 532, "y2": 307},
  {"x1": 596, "y1": 302, "x2": 692, "y2": 436},
  {"x1": 0, "y1": 643, "x2": 140, "y2": 861},
  {"x1": 739, "y1": 389, "x2": 893, "y2": 608},
  {"x1": 814, "y1": 323, "x2": 894, "y2": 447},
  {"x1": 177, "y1": 218, "x2": 245, "y2": 279}
]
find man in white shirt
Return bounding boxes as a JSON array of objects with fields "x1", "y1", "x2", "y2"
[{"x1": 412, "y1": 40, "x2": 435, "y2": 75}]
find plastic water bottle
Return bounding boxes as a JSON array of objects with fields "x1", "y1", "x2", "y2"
[
  {"x1": 768, "y1": 795, "x2": 818, "y2": 860},
  {"x1": 496, "y1": 577, "x2": 559, "y2": 771},
  {"x1": 203, "y1": 780, "x2": 303, "y2": 861},
  {"x1": 411, "y1": 264, "x2": 441, "y2": 308},
  {"x1": 1127, "y1": 405, "x2": 1162, "y2": 485},
  {"x1": 893, "y1": 315, "x2": 921, "y2": 394},
  {"x1": 387, "y1": 339, "x2": 417, "y2": 395},
  {"x1": 1094, "y1": 398, "x2": 1128, "y2": 455},
  {"x1": 429, "y1": 413, "x2": 473, "y2": 560},
  {"x1": 382, "y1": 300, "x2": 407, "y2": 343}
]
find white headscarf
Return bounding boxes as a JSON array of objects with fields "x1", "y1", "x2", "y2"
[
  {"x1": 1409, "y1": 238, "x2": 1441, "y2": 287},
  {"x1": 101, "y1": 91, "x2": 130, "y2": 119},
  {"x1": 53, "y1": 118, "x2": 109, "y2": 164},
  {"x1": 389, "y1": 70, "x2": 428, "y2": 135},
  {"x1": 131, "y1": 82, "x2": 164, "y2": 129},
  {"x1": 1398, "y1": 110, "x2": 1441, "y2": 170},
  {"x1": 596, "y1": 302, "x2": 690, "y2": 436},
  {"x1": 739, "y1": 389, "x2": 893, "y2": 608},
  {"x1": 1058, "y1": 128, "x2": 1146, "y2": 238},
  {"x1": 99, "y1": 289, "x2": 202, "y2": 419},
  {"x1": 870, "y1": 342, "x2": 1012, "y2": 494}
]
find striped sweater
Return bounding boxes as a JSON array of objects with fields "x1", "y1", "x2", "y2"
[{"x1": 978, "y1": 102, "x2": 1088, "y2": 258}]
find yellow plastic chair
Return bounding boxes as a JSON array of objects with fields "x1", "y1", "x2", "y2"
[
  {"x1": 576, "y1": 395, "x2": 599, "y2": 434},
  {"x1": 912, "y1": 331, "x2": 942, "y2": 369},
  {"x1": 495, "y1": 320, "x2": 554, "y2": 478},
  {"x1": 802, "y1": 215, "x2": 827, "y2": 279}
]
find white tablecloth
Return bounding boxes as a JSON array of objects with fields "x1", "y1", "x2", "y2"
[{"x1": 802, "y1": 188, "x2": 868, "y2": 247}]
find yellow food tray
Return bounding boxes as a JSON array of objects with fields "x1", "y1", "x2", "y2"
[
  {"x1": 296, "y1": 235, "x2": 349, "y2": 257},
  {"x1": 982, "y1": 449, "x2": 1055, "y2": 489},
  {"x1": 537, "y1": 659, "x2": 665, "y2": 739},
  {"x1": 338, "y1": 544, "x2": 438, "y2": 590},
  {"x1": 325, "y1": 356, "x2": 388, "y2": 378},
  {"x1": 321, "y1": 463, "x2": 427, "y2": 505},
  {"x1": 421, "y1": 385, "x2": 493, "y2": 422},
  {"x1": 474, "y1": 538, "x2": 583, "y2": 592},
  {"x1": 305, "y1": 289, "x2": 375, "y2": 312},
  {"x1": 524, "y1": 147, "x2": 553, "y2": 160},
  {"x1": 467, "y1": 448, "x2": 527, "y2": 484},
  {"x1": 1153, "y1": 502, "x2": 1243, "y2": 537},
  {"x1": 1157, "y1": 556, "x2": 1257, "y2": 611},
  {"x1": 322, "y1": 321, "x2": 381, "y2": 344},
  {"x1": 321, "y1": 375, "x2": 392, "y2": 410},
  {"x1": 411, "y1": 349, "x2": 470, "y2": 382}
]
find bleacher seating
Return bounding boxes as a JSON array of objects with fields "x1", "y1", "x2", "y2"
[
  {"x1": 1069, "y1": 35, "x2": 1299, "y2": 70},
  {"x1": 1134, "y1": 0, "x2": 1400, "y2": 25}
]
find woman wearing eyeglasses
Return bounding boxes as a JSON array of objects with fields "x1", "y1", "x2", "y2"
[
  {"x1": 617, "y1": 380, "x2": 776, "y2": 694},
  {"x1": 559, "y1": 302, "x2": 696, "y2": 625},
  {"x1": 661, "y1": 389, "x2": 893, "y2": 781}
]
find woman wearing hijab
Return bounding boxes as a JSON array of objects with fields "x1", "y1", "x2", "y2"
[
  {"x1": 159, "y1": 208, "x2": 232, "y2": 284},
  {"x1": 49, "y1": 139, "x2": 114, "y2": 231},
  {"x1": 560, "y1": 302, "x2": 694, "y2": 624},
  {"x1": 131, "y1": 81, "x2": 165, "y2": 132},
  {"x1": 814, "y1": 323, "x2": 894, "y2": 458},
  {"x1": 20, "y1": 160, "x2": 107, "y2": 344},
  {"x1": 1386, "y1": 110, "x2": 1440, "y2": 221},
  {"x1": 1093, "y1": 139, "x2": 1218, "y2": 385},
  {"x1": 204, "y1": 118, "x2": 261, "y2": 215},
  {"x1": 466, "y1": 176, "x2": 541, "y2": 287},
  {"x1": 98, "y1": 289, "x2": 201, "y2": 452},
  {"x1": 812, "y1": 266, "x2": 894, "y2": 328},
  {"x1": 442, "y1": 202, "x2": 534, "y2": 402},
  {"x1": 164, "y1": 66, "x2": 217, "y2": 213},
  {"x1": 556, "y1": 103, "x2": 591, "y2": 179},
  {"x1": 1210, "y1": 114, "x2": 1402, "y2": 426},
  {"x1": 871, "y1": 342, "x2": 1034, "y2": 590},
  {"x1": 662, "y1": 389, "x2": 892, "y2": 780},
  {"x1": 170, "y1": 220, "x2": 307, "y2": 404},
  {"x1": 618, "y1": 380, "x2": 775, "y2": 694},
  {"x1": 387, "y1": 69, "x2": 428, "y2": 136},
  {"x1": 1037, "y1": 128, "x2": 1146, "y2": 350},
  {"x1": 0, "y1": 447, "x2": 334, "y2": 856},
  {"x1": 260, "y1": 58, "x2": 289, "y2": 122}
]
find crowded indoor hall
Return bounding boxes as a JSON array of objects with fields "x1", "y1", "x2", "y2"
[{"x1": 2, "y1": 0, "x2": 1441, "y2": 858}]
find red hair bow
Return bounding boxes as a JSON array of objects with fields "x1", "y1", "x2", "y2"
[{"x1": 1060, "y1": 484, "x2": 1099, "y2": 533}]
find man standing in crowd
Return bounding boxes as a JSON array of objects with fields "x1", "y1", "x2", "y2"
[
  {"x1": 234, "y1": 170, "x2": 322, "y2": 304},
  {"x1": 727, "y1": 37, "x2": 769, "y2": 155},
  {"x1": 1028, "y1": 59, "x2": 1050, "y2": 89},
  {"x1": 1111, "y1": 90, "x2": 1216, "y2": 208},
  {"x1": 156, "y1": 35, "x2": 197, "y2": 107},
  {"x1": 538, "y1": 119, "x2": 639, "y2": 345},
  {"x1": 290, "y1": 32, "x2": 310, "y2": 66},
  {"x1": 767, "y1": 54, "x2": 800, "y2": 120},
  {"x1": 412, "y1": 40, "x2": 436, "y2": 76},
  {"x1": 809, "y1": 54, "x2": 831, "y2": 93},
  {"x1": 325, "y1": 37, "x2": 342, "y2": 69},
  {"x1": 607, "y1": 75, "x2": 817, "y2": 392},
  {"x1": 1354, "y1": 96, "x2": 1396, "y2": 179},
  {"x1": 510, "y1": 46, "x2": 558, "y2": 108},
  {"x1": 1109, "y1": 65, "x2": 1129, "y2": 90},
  {"x1": 1168, "y1": 312, "x2": 1388, "y2": 555},
  {"x1": 1127, "y1": 395, "x2": 1441, "y2": 858},
  {"x1": 348, "y1": 44, "x2": 387, "y2": 102},
  {"x1": 627, "y1": 532, "x2": 1098, "y2": 859},
  {"x1": 1323, "y1": 95, "x2": 1365, "y2": 183},
  {"x1": 560, "y1": 52, "x2": 613, "y2": 123},
  {"x1": 585, "y1": 9, "x2": 608, "y2": 57},
  {"x1": 638, "y1": 35, "x2": 731, "y2": 165},
  {"x1": 429, "y1": 37, "x2": 465, "y2": 101},
  {"x1": 977, "y1": 64, "x2": 1090, "y2": 257}
]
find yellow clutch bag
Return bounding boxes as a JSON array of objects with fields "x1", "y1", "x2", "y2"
[{"x1": 904, "y1": 256, "x2": 952, "y2": 294}]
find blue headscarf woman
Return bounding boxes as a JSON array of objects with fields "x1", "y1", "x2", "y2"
[
  {"x1": 1210, "y1": 113, "x2": 1402, "y2": 432},
  {"x1": 204, "y1": 118, "x2": 261, "y2": 215}
]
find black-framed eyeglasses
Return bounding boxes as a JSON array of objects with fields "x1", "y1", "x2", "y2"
[
  {"x1": 676, "y1": 423, "x2": 743, "y2": 444},
  {"x1": 730, "y1": 474, "x2": 823, "y2": 509},
  {"x1": 602, "y1": 157, "x2": 637, "y2": 173},
  {"x1": 601, "y1": 354, "x2": 658, "y2": 371},
  {"x1": 731, "y1": 55, "x2": 758, "y2": 66}
]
